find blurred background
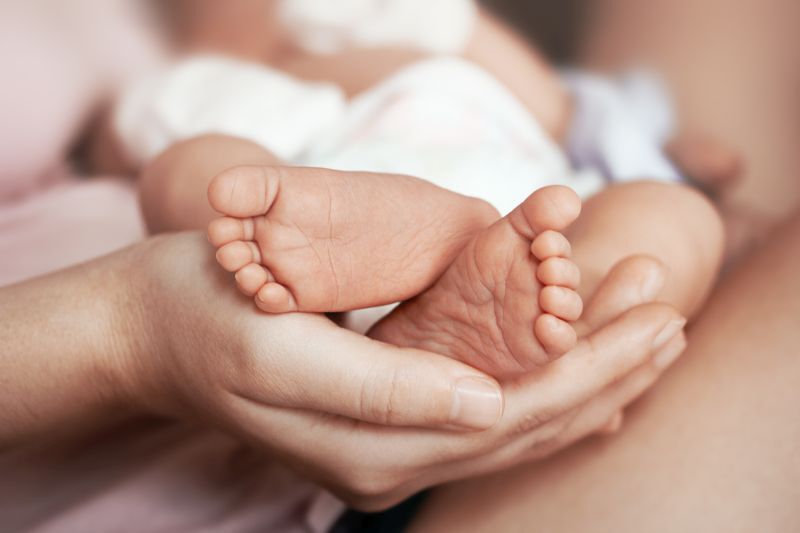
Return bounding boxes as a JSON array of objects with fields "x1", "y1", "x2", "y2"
[
  {"x1": 2, "y1": 0, "x2": 799, "y2": 240},
  {"x1": 482, "y1": 0, "x2": 583, "y2": 61},
  {"x1": 490, "y1": 0, "x2": 800, "y2": 220}
]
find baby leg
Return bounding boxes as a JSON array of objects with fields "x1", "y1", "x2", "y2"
[
  {"x1": 569, "y1": 181, "x2": 724, "y2": 321},
  {"x1": 139, "y1": 135, "x2": 284, "y2": 233},
  {"x1": 463, "y1": 7, "x2": 572, "y2": 141}
]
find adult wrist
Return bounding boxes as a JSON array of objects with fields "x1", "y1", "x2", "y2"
[{"x1": 101, "y1": 237, "x2": 171, "y2": 416}]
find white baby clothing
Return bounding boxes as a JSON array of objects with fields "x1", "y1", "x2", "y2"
[
  {"x1": 277, "y1": 0, "x2": 477, "y2": 55},
  {"x1": 114, "y1": 55, "x2": 603, "y2": 215}
]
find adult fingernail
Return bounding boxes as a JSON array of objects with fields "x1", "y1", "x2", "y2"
[
  {"x1": 640, "y1": 264, "x2": 666, "y2": 300},
  {"x1": 451, "y1": 377, "x2": 504, "y2": 430},
  {"x1": 652, "y1": 318, "x2": 686, "y2": 351},
  {"x1": 654, "y1": 333, "x2": 687, "y2": 369}
]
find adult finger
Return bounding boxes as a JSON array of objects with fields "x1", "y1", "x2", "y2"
[
  {"x1": 502, "y1": 303, "x2": 686, "y2": 431},
  {"x1": 576, "y1": 254, "x2": 666, "y2": 336},
  {"x1": 228, "y1": 314, "x2": 504, "y2": 430},
  {"x1": 414, "y1": 304, "x2": 688, "y2": 476},
  {"x1": 520, "y1": 331, "x2": 688, "y2": 461},
  {"x1": 579, "y1": 333, "x2": 687, "y2": 437}
]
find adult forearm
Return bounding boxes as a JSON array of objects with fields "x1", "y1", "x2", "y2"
[
  {"x1": 139, "y1": 134, "x2": 281, "y2": 233},
  {"x1": 0, "y1": 247, "x2": 143, "y2": 446}
]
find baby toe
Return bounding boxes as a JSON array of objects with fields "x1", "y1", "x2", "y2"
[
  {"x1": 535, "y1": 314, "x2": 578, "y2": 357},
  {"x1": 531, "y1": 230, "x2": 572, "y2": 260},
  {"x1": 216, "y1": 241, "x2": 262, "y2": 272},
  {"x1": 537, "y1": 257, "x2": 581, "y2": 289},
  {"x1": 235, "y1": 263, "x2": 271, "y2": 296},
  {"x1": 256, "y1": 282, "x2": 298, "y2": 313},
  {"x1": 208, "y1": 217, "x2": 254, "y2": 247},
  {"x1": 540, "y1": 286, "x2": 583, "y2": 321}
]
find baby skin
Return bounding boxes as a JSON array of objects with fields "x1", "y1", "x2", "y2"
[{"x1": 207, "y1": 166, "x2": 583, "y2": 377}]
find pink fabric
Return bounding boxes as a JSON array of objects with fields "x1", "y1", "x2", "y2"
[
  {"x1": 0, "y1": 0, "x2": 157, "y2": 282},
  {"x1": 0, "y1": 2, "x2": 340, "y2": 531},
  {"x1": 1, "y1": 421, "x2": 323, "y2": 533},
  {"x1": 0, "y1": 174, "x2": 145, "y2": 286},
  {"x1": 0, "y1": 0, "x2": 163, "y2": 200}
]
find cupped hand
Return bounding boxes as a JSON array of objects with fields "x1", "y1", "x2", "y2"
[
  {"x1": 238, "y1": 263, "x2": 686, "y2": 510},
  {"x1": 123, "y1": 232, "x2": 505, "y2": 431},
  {"x1": 123, "y1": 234, "x2": 685, "y2": 511}
]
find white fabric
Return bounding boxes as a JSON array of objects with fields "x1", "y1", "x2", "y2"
[
  {"x1": 563, "y1": 69, "x2": 682, "y2": 183},
  {"x1": 305, "y1": 57, "x2": 603, "y2": 215},
  {"x1": 278, "y1": 0, "x2": 477, "y2": 55},
  {"x1": 114, "y1": 56, "x2": 347, "y2": 166},
  {"x1": 114, "y1": 55, "x2": 604, "y2": 214}
]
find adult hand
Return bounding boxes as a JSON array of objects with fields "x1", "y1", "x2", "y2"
[
  {"x1": 234, "y1": 263, "x2": 685, "y2": 510},
  {"x1": 122, "y1": 233, "x2": 505, "y2": 432},
  {"x1": 121, "y1": 236, "x2": 685, "y2": 511}
]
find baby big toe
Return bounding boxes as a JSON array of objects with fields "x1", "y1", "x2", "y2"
[
  {"x1": 208, "y1": 166, "x2": 280, "y2": 218},
  {"x1": 216, "y1": 241, "x2": 262, "y2": 272},
  {"x1": 540, "y1": 286, "x2": 583, "y2": 321},
  {"x1": 537, "y1": 257, "x2": 581, "y2": 289},
  {"x1": 535, "y1": 314, "x2": 578, "y2": 357},
  {"x1": 524, "y1": 186, "x2": 582, "y2": 234}
]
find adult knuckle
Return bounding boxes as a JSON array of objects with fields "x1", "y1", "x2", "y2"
[
  {"x1": 344, "y1": 490, "x2": 407, "y2": 513},
  {"x1": 339, "y1": 467, "x2": 400, "y2": 503},
  {"x1": 584, "y1": 334, "x2": 605, "y2": 364},
  {"x1": 357, "y1": 363, "x2": 384, "y2": 423},
  {"x1": 358, "y1": 364, "x2": 415, "y2": 425},
  {"x1": 533, "y1": 416, "x2": 571, "y2": 449},
  {"x1": 629, "y1": 368, "x2": 660, "y2": 398},
  {"x1": 453, "y1": 430, "x2": 502, "y2": 459},
  {"x1": 509, "y1": 407, "x2": 558, "y2": 438},
  {"x1": 512, "y1": 413, "x2": 542, "y2": 437}
]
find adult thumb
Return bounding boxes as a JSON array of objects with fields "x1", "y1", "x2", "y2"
[{"x1": 236, "y1": 315, "x2": 505, "y2": 430}]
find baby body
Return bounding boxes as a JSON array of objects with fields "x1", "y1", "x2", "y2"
[{"x1": 114, "y1": 1, "x2": 724, "y2": 381}]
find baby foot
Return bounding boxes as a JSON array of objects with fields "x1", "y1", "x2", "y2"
[
  {"x1": 370, "y1": 186, "x2": 583, "y2": 378},
  {"x1": 207, "y1": 165, "x2": 498, "y2": 313}
]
